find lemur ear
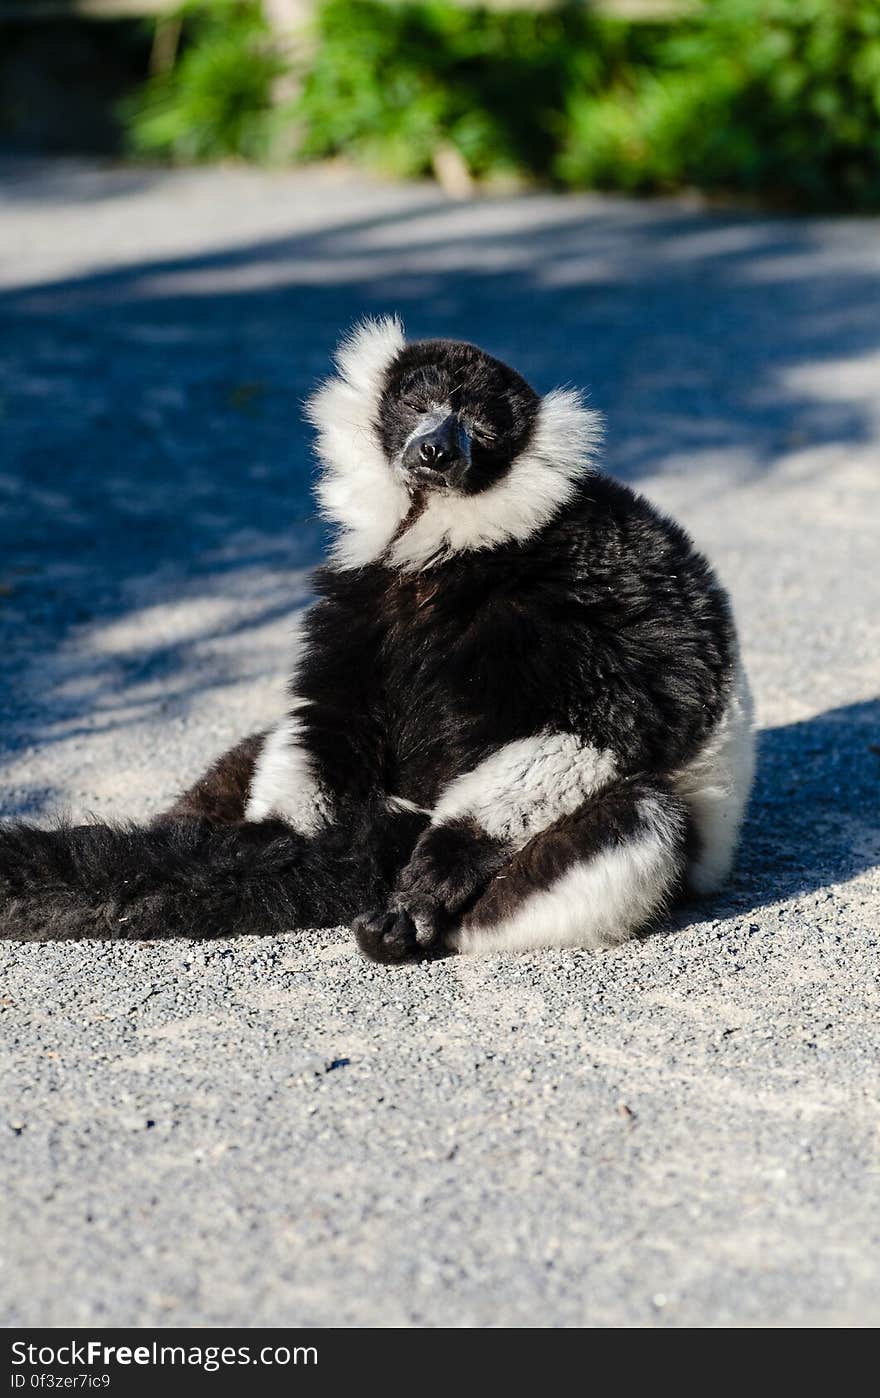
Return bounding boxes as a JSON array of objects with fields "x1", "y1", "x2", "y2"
[
  {"x1": 333, "y1": 315, "x2": 406, "y2": 395},
  {"x1": 306, "y1": 314, "x2": 411, "y2": 570},
  {"x1": 532, "y1": 388, "x2": 604, "y2": 473}
]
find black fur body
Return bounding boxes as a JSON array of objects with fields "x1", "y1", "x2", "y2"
[
  {"x1": 0, "y1": 321, "x2": 753, "y2": 959},
  {"x1": 290, "y1": 475, "x2": 732, "y2": 811}
]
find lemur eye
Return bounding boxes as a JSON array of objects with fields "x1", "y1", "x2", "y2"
[{"x1": 471, "y1": 421, "x2": 497, "y2": 443}]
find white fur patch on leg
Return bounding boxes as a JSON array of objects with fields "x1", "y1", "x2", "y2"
[
  {"x1": 674, "y1": 659, "x2": 755, "y2": 894},
  {"x1": 431, "y1": 732, "x2": 616, "y2": 844},
  {"x1": 390, "y1": 388, "x2": 603, "y2": 570},
  {"x1": 453, "y1": 795, "x2": 684, "y2": 954},
  {"x1": 306, "y1": 315, "x2": 410, "y2": 570},
  {"x1": 244, "y1": 709, "x2": 333, "y2": 834}
]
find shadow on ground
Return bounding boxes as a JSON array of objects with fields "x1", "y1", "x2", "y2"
[{"x1": 695, "y1": 696, "x2": 880, "y2": 923}]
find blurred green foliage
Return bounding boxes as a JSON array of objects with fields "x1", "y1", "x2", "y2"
[
  {"x1": 124, "y1": 0, "x2": 880, "y2": 209},
  {"x1": 296, "y1": 1, "x2": 657, "y2": 180},
  {"x1": 559, "y1": 0, "x2": 880, "y2": 207},
  {"x1": 122, "y1": 1, "x2": 283, "y2": 162}
]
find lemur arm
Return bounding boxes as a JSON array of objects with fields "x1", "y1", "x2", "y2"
[
  {"x1": 369, "y1": 731, "x2": 618, "y2": 949},
  {"x1": 245, "y1": 596, "x2": 388, "y2": 833}
]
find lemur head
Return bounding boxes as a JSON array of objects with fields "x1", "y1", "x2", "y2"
[
  {"x1": 376, "y1": 338, "x2": 540, "y2": 496},
  {"x1": 306, "y1": 316, "x2": 602, "y2": 571}
]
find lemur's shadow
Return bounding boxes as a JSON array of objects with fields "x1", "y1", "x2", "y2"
[{"x1": 2, "y1": 697, "x2": 876, "y2": 942}]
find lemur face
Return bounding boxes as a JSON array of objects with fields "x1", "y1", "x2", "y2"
[
  {"x1": 377, "y1": 340, "x2": 541, "y2": 495},
  {"x1": 308, "y1": 317, "x2": 602, "y2": 570}
]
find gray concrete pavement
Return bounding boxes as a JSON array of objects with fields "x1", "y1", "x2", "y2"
[{"x1": 1, "y1": 158, "x2": 879, "y2": 1327}]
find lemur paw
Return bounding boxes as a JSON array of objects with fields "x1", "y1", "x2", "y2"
[
  {"x1": 396, "y1": 820, "x2": 507, "y2": 915},
  {"x1": 352, "y1": 903, "x2": 447, "y2": 964}
]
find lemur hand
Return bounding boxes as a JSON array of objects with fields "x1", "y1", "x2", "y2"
[{"x1": 352, "y1": 821, "x2": 507, "y2": 963}]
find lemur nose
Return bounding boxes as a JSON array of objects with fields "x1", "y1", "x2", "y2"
[
  {"x1": 404, "y1": 411, "x2": 471, "y2": 480},
  {"x1": 419, "y1": 439, "x2": 444, "y2": 466},
  {"x1": 413, "y1": 413, "x2": 462, "y2": 472}
]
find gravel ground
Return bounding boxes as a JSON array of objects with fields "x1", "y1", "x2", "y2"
[{"x1": 1, "y1": 158, "x2": 879, "y2": 1328}]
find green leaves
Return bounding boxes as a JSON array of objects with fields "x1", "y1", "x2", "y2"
[
  {"x1": 558, "y1": 0, "x2": 880, "y2": 207},
  {"x1": 122, "y1": 0, "x2": 880, "y2": 210},
  {"x1": 123, "y1": 1, "x2": 284, "y2": 163},
  {"x1": 297, "y1": 0, "x2": 620, "y2": 181}
]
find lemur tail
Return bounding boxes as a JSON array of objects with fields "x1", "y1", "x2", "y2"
[{"x1": 0, "y1": 810, "x2": 420, "y2": 942}]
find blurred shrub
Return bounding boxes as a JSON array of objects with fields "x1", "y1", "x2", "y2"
[
  {"x1": 296, "y1": 0, "x2": 650, "y2": 180},
  {"x1": 558, "y1": 0, "x2": 880, "y2": 208},
  {"x1": 123, "y1": 1, "x2": 283, "y2": 162},
  {"x1": 123, "y1": 0, "x2": 880, "y2": 208}
]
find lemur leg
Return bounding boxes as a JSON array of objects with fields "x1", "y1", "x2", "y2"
[
  {"x1": 243, "y1": 710, "x2": 337, "y2": 834},
  {"x1": 158, "y1": 700, "x2": 350, "y2": 837},
  {"x1": 674, "y1": 659, "x2": 755, "y2": 895},
  {"x1": 158, "y1": 731, "x2": 268, "y2": 825},
  {"x1": 452, "y1": 779, "x2": 688, "y2": 954},
  {"x1": 355, "y1": 777, "x2": 687, "y2": 961},
  {"x1": 355, "y1": 732, "x2": 619, "y2": 962},
  {"x1": 353, "y1": 818, "x2": 504, "y2": 962}
]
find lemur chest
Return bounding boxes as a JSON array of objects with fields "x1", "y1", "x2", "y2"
[
  {"x1": 377, "y1": 570, "x2": 562, "y2": 797},
  {"x1": 369, "y1": 552, "x2": 730, "y2": 800},
  {"x1": 381, "y1": 571, "x2": 518, "y2": 706}
]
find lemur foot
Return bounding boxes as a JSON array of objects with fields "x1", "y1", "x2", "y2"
[{"x1": 352, "y1": 904, "x2": 449, "y2": 964}]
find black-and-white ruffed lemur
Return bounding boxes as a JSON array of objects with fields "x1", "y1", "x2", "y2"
[{"x1": 0, "y1": 318, "x2": 754, "y2": 962}]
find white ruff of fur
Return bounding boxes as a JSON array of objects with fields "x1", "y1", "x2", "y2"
[
  {"x1": 673, "y1": 657, "x2": 756, "y2": 894},
  {"x1": 244, "y1": 704, "x2": 333, "y2": 834},
  {"x1": 432, "y1": 732, "x2": 616, "y2": 845},
  {"x1": 453, "y1": 795, "x2": 685, "y2": 954},
  {"x1": 390, "y1": 388, "x2": 603, "y2": 571},
  {"x1": 306, "y1": 316, "x2": 410, "y2": 570}
]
